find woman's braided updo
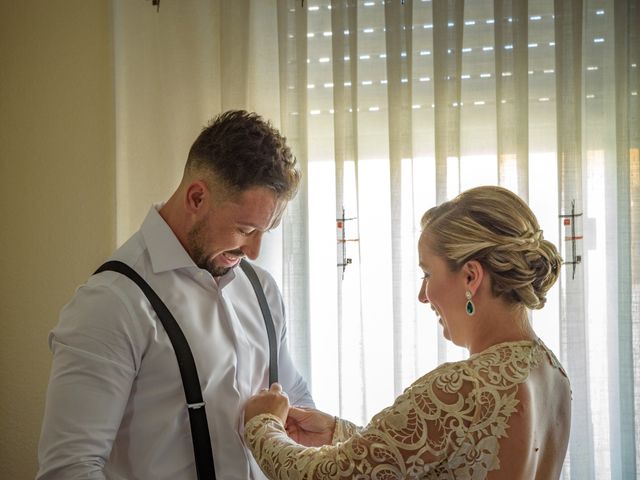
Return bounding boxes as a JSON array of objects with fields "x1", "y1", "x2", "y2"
[{"x1": 420, "y1": 186, "x2": 562, "y2": 310}]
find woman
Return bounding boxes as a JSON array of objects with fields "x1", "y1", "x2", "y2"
[{"x1": 244, "y1": 185, "x2": 571, "y2": 479}]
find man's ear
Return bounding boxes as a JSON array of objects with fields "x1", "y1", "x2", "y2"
[
  {"x1": 462, "y1": 260, "x2": 484, "y2": 295},
  {"x1": 185, "y1": 180, "x2": 209, "y2": 214}
]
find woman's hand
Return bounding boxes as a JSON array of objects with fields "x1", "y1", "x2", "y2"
[
  {"x1": 244, "y1": 383, "x2": 290, "y2": 426},
  {"x1": 285, "y1": 407, "x2": 336, "y2": 446}
]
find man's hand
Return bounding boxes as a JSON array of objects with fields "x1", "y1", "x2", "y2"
[
  {"x1": 244, "y1": 383, "x2": 290, "y2": 425},
  {"x1": 285, "y1": 406, "x2": 336, "y2": 447}
]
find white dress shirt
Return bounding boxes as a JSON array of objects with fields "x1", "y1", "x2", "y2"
[{"x1": 37, "y1": 206, "x2": 314, "y2": 480}]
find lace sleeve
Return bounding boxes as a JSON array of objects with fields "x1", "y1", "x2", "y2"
[
  {"x1": 245, "y1": 363, "x2": 487, "y2": 479},
  {"x1": 331, "y1": 417, "x2": 359, "y2": 444}
]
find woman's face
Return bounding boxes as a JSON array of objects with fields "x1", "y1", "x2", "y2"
[{"x1": 418, "y1": 232, "x2": 468, "y2": 346}]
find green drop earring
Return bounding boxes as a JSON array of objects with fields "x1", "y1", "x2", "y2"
[{"x1": 465, "y1": 290, "x2": 475, "y2": 316}]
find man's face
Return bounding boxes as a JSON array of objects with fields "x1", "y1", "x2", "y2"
[{"x1": 187, "y1": 186, "x2": 285, "y2": 277}]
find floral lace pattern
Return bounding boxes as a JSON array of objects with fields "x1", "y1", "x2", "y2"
[{"x1": 245, "y1": 340, "x2": 567, "y2": 479}]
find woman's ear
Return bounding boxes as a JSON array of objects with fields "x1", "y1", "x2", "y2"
[{"x1": 462, "y1": 260, "x2": 484, "y2": 295}]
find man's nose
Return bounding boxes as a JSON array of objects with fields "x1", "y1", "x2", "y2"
[{"x1": 242, "y1": 232, "x2": 263, "y2": 260}]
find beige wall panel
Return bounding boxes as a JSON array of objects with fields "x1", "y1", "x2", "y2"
[{"x1": 0, "y1": 1, "x2": 115, "y2": 478}]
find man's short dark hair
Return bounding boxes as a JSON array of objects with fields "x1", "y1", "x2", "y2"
[{"x1": 186, "y1": 110, "x2": 300, "y2": 199}]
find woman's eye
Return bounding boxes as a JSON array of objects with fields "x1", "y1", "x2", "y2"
[{"x1": 238, "y1": 229, "x2": 254, "y2": 236}]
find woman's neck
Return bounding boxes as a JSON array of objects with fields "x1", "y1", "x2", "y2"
[{"x1": 467, "y1": 306, "x2": 536, "y2": 355}]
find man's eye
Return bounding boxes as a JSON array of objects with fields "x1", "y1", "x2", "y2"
[{"x1": 238, "y1": 229, "x2": 253, "y2": 236}]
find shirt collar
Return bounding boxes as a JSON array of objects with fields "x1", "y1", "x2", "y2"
[{"x1": 140, "y1": 205, "x2": 197, "y2": 273}]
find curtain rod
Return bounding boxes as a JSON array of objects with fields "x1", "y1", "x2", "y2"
[
  {"x1": 300, "y1": 0, "x2": 406, "y2": 4},
  {"x1": 147, "y1": 0, "x2": 408, "y2": 13},
  {"x1": 142, "y1": 0, "x2": 381, "y2": 14}
]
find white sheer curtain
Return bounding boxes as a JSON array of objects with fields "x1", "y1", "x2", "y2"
[{"x1": 276, "y1": 1, "x2": 640, "y2": 478}]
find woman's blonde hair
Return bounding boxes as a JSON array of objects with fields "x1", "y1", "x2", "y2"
[{"x1": 420, "y1": 186, "x2": 562, "y2": 310}]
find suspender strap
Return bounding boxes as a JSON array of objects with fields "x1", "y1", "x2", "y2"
[
  {"x1": 94, "y1": 261, "x2": 216, "y2": 480},
  {"x1": 240, "y1": 259, "x2": 279, "y2": 385}
]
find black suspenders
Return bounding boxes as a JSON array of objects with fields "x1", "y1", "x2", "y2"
[
  {"x1": 94, "y1": 259, "x2": 278, "y2": 480},
  {"x1": 239, "y1": 260, "x2": 278, "y2": 385}
]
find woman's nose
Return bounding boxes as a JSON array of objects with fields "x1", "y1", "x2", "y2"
[{"x1": 418, "y1": 281, "x2": 429, "y2": 304}]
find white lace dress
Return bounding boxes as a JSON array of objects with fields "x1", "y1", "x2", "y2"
[{"x1": 245, "y1": 339, "x2": 568, "y2": 479}]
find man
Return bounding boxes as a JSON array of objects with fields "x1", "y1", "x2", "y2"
[{"x1": 37, "y1": 110, "x2": 314, "y2": 479}]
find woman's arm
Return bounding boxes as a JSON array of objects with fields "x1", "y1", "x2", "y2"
[{"x1": 244, "y1": 364, "x2": 476, "y2": 479}]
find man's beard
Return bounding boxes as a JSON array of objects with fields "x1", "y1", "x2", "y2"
[{"x1": 187, "y1": 218, "x2": 240, "y2": 277}]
